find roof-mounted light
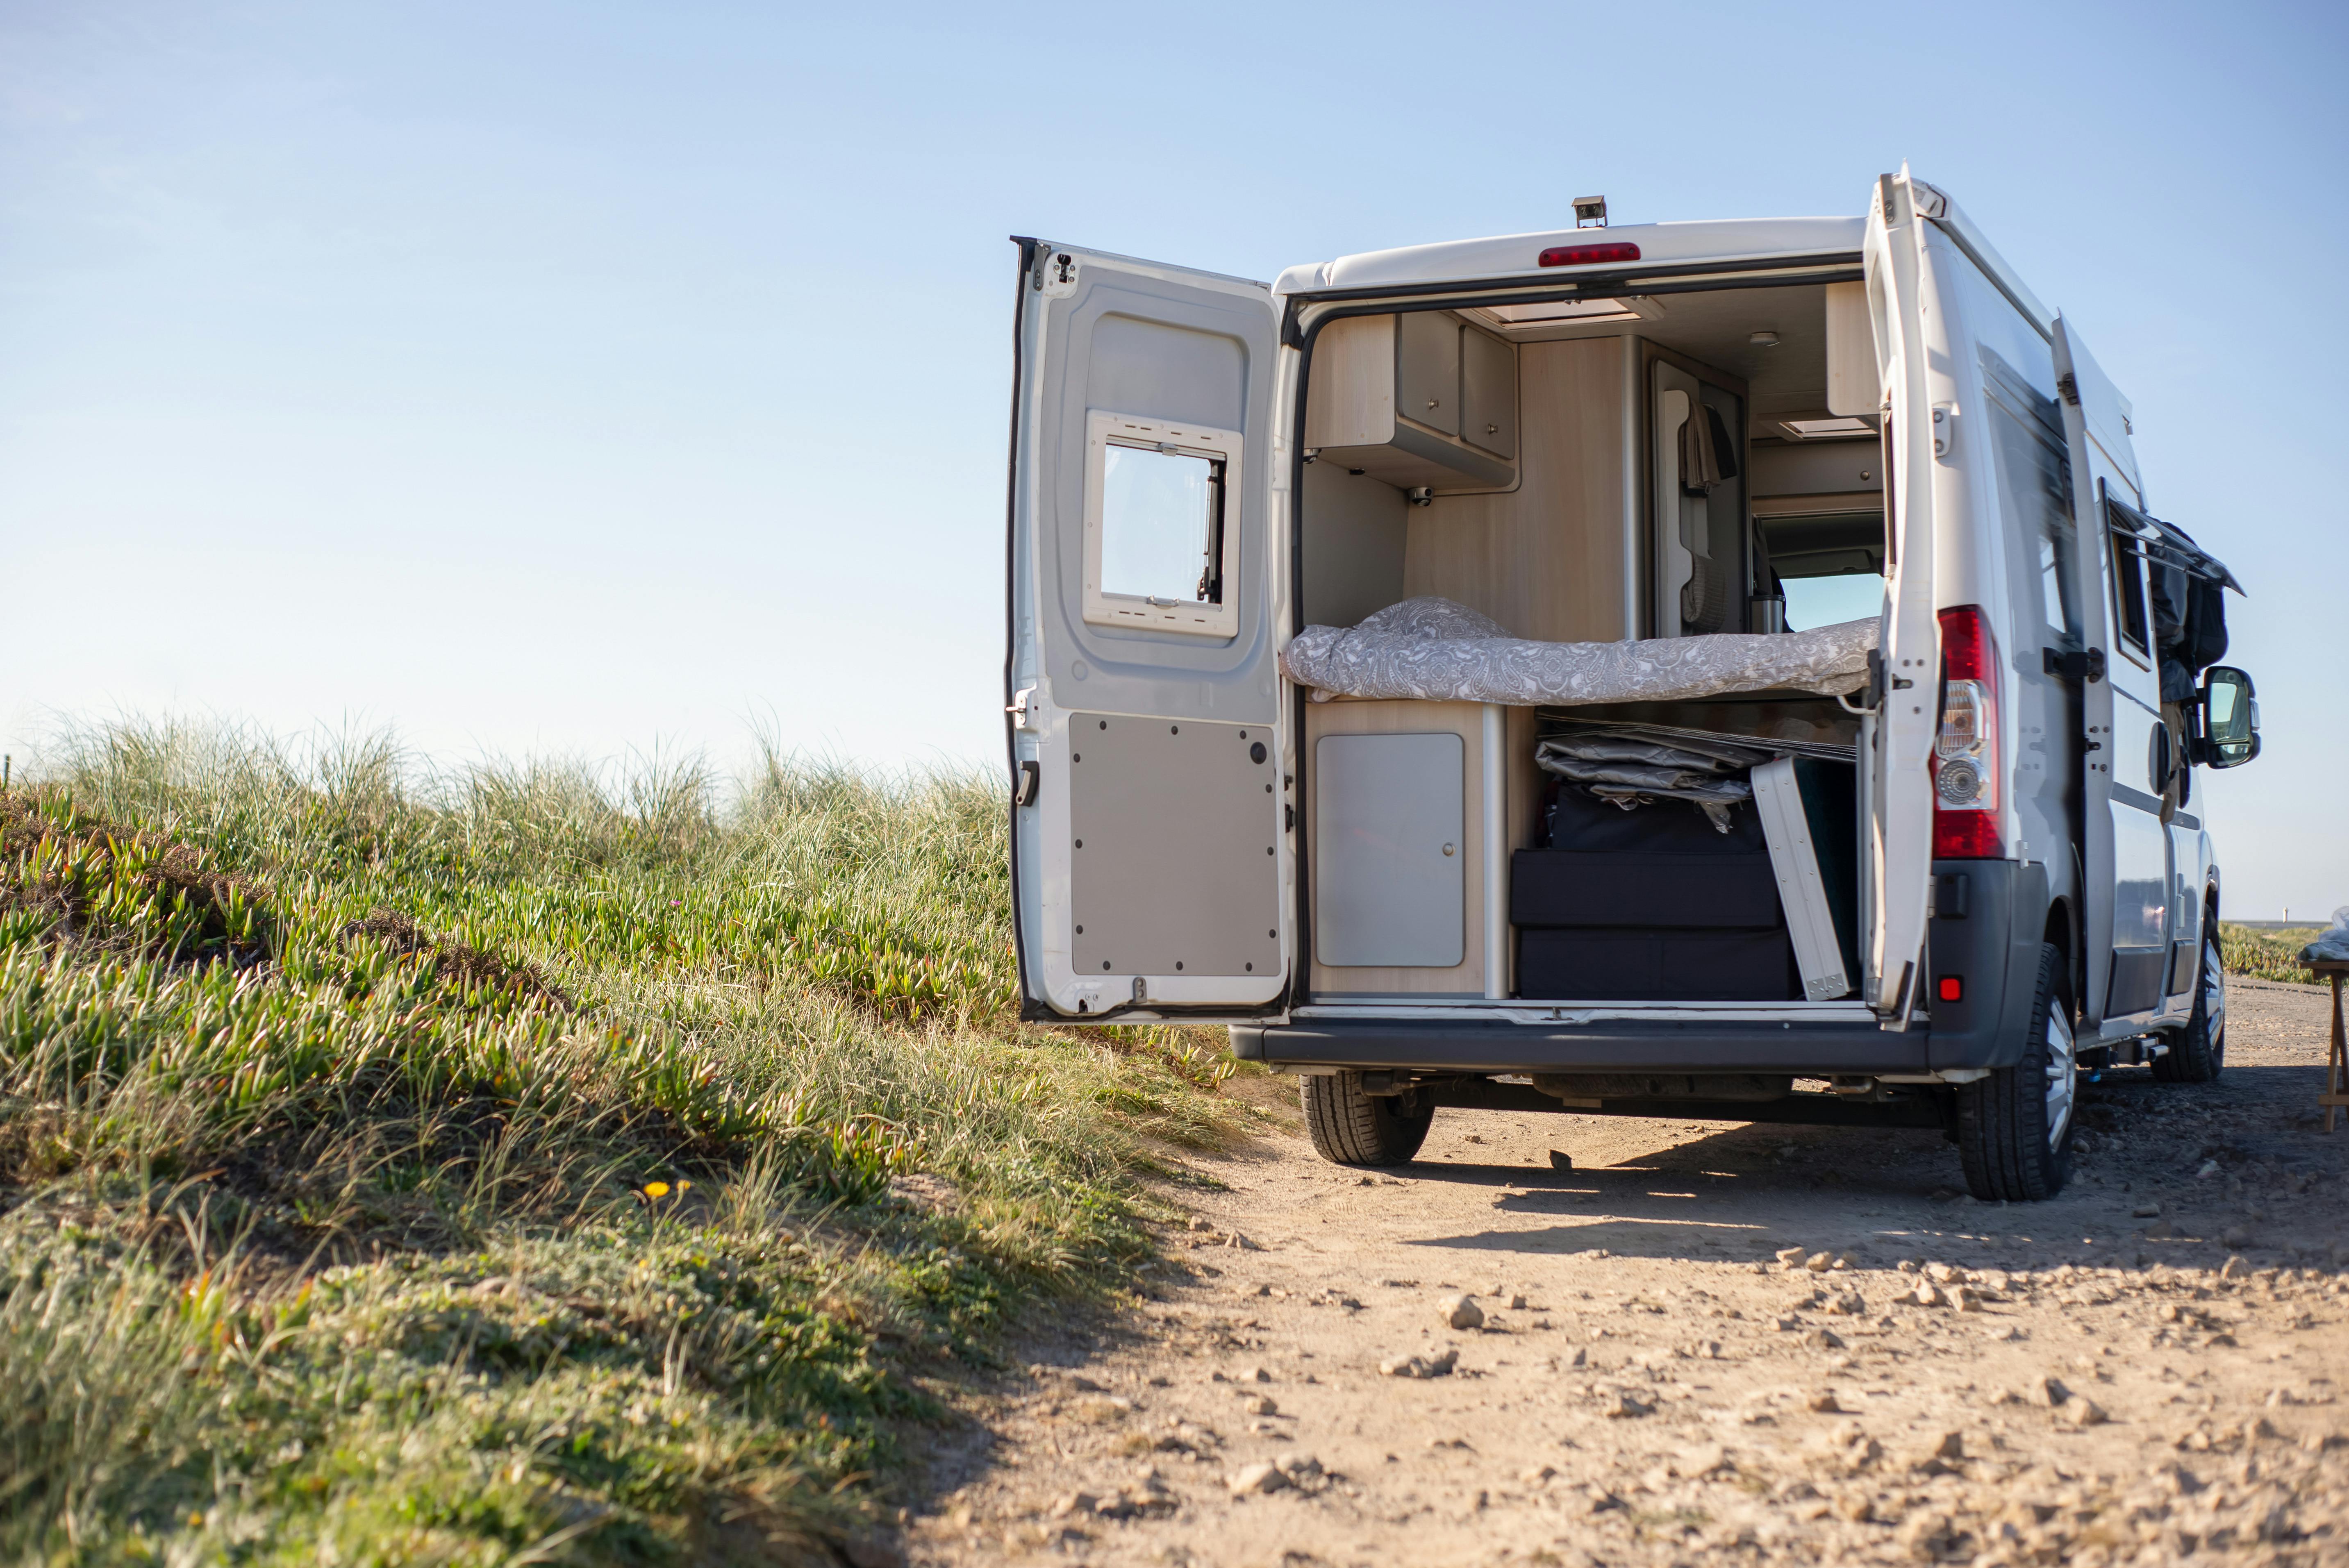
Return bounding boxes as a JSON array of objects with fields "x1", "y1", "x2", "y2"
[{"x1": 1537, "y1": 241, "x2": 1640, "y2": 268}]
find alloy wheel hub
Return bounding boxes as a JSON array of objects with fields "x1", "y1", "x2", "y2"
[{"x1": 2043, "y1": 1002, "x2": 2076, "y2": 1147}]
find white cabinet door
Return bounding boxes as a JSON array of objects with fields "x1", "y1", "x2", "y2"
[{"x1": 1312, "y1": 733, "x2": 1466, "y2": 968}]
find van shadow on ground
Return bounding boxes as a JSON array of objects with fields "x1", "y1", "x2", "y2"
[{"x1": 1378, "y1": 1061, "x2": 2342, "y2": 1270}]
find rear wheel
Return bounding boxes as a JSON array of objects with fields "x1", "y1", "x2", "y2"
[
  {"x1": 1956, "y1": 942, "x2": 2076, "y2": 1202},
  {"x1": 2151, "y1": 928, "x2": 2226, "y2": 1083},
  {"x1": 1302, "y1": 1073, "x2": 1433, "y2": 1166}
]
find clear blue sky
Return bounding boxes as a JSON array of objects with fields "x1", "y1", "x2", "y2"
[{"x1": 3, "y1": 0, "x2": 2343, "y2": 918}]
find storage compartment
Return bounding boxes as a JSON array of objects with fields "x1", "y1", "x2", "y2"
[
  {"x1": 1314, "y1": 732, "x2": 1466, "y2": 968},
  {"x1": 1292, "y1": 278, "x2": 1879, "y2": 1009},
  {"x1": 1303, "y1": 311, "x2": 1518, "y2": 493},
  {"x1": 1301, "y1": 699, "x2": 1541, "y2": 999},
  {"x1": 1513, "y1": 779, "x2": 1801, "y2": 1001}
]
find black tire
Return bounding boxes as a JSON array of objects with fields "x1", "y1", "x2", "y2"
[
  {"x1": 1956, "y1": 942, "x2": 2076, "y2": 1202},
  {"x1": 1301, "y1": 1073, "x2": 1433, "y2": 1166},
  {"x1": 2151, "y1": 927, "x2": 2226, "y2": 1084}
]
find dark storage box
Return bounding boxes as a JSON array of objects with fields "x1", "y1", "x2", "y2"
[
  {"x1": 1517, "y1": 926, "x2": 1800, "y2": 1002},
  {"x1": 1514, "y1": 783, "x2": 1799, "y2": 1002},
  {"x1": 1510, "y1": 849, "x2": 1781, "y2": 928}
]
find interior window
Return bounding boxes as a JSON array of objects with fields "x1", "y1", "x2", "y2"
[
  {"x1": 2108, "y1": 513, "x2": 2151, "y2": 657},
  {"x1": 1759, "y1": 512, "x2": 1884, "y2": 631},
  {"x1": 1101, "y1": 443, "x2": 1224, "y2": 604},
  {"x1": 1783, "y1": 573, "x2": 1884, "y2": 630}
]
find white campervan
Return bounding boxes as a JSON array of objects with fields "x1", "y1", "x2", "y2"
[{"x1": 1002, "y1": 169, "x2": 2260, "y2": 1202}]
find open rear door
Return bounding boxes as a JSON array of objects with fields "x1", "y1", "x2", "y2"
[
  {"x1": 1860, "y1": 169, "x2": 1947, "y2": 1026},
  {"x1": 1005, "y1": 240, "x2": 1291, "y2": 1021},
  {"x1": 2051, "y1": 318, "x2": 2157, "y2": 1026}
]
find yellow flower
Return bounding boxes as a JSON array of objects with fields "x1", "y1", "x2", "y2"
[
  {"x1": 643, "y1": 1182, "x2": 670, "y2": 1198},
  {"x1": 676, "y1": 1179, "x2": 691, "y2": 1192},
  {"x1": 186, "y1": 1513, "x2": 205, "y2": 1529}
]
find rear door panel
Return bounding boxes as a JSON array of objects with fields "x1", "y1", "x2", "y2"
[
  {"x1": 1861, "y1": 170, "x2": 1945, "y2": 1024},
  {"x1": 1006, "y1": 241, "x2": 1291, "y2": 1020}
]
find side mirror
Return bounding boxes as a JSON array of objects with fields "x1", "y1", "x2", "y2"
[{"x1": 2196, "y1": 666, "x2": 2260, "y2": 768}]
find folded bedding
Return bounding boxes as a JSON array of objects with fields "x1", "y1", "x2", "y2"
[{"x1": 1278, "y1": 595, "x2": 1878, "y2": 707}]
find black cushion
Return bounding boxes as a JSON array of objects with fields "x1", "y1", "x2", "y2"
[
  {"x1": 1510, "y1": 849, "x2": 1781, "y2": 929},
  {"x1": 1517, "y1": 926, "x2": 1801, "y2": 1002}
]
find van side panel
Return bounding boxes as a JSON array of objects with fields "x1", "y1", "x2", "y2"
[{"x1": 1947, "y1": 253, "x2": 2082, "y2": 947}]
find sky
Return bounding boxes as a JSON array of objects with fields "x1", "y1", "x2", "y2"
[{"x1": 2, "y1": 0, "x2": 2344, "y2": 918}]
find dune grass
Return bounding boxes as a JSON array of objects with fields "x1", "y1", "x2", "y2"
[
  {"x1": 2217, "y1": 922, "x2": 2326, "y2": 986},
  {"x1": 0, "y1": 719, "x2": 1244, "y2": 1565}
]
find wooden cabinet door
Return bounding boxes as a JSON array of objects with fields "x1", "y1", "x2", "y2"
[
  {"x1": 1395, "y1": 311, "x2": 1461, "y2": 437},
  {"x1": 1460, "y1": 326, "x2": 1517, "y2": 459}
]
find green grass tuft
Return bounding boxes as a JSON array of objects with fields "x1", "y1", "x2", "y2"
[
  {"x1": 2217, "y1": 922, "x2": 2326, "y2": 986},
  {"x1": 0, "y1": 718, "x2": 1246, "y2": 1563}
]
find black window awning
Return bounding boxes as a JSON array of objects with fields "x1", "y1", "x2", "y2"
[{"x1": 2106, "y1": 494, "x2": 2245, "y2": 596}]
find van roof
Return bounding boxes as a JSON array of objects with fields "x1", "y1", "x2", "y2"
[{"x1": 1274, "y1": 216, "x2": 1868, "y2": 298}]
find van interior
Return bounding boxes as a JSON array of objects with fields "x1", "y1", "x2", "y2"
[{"x1": 1295, "y1": 280, "x2": 1886, "y2": 1006}]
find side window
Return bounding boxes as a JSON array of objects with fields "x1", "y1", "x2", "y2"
[
  {"x1": 1979, "y1": 348, "x2": 2079, "y2": 645},
  {"x1": 2106, "y1": 507, "x2": 2152, "y2": 659},
  {"x1": 1082, "y1": 411, "x2": 1241, "y2": 638}
]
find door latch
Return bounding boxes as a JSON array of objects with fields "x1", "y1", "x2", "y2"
[
  {"x1": 1007, "y1": 686, "x2": 1042, "y2": 732},
  {"x1": 2042, "y1": 647, "x2": 2106, "y2": 683},
  {"x1": 1013, "y1": 760, "x2": 1040, "y2": 808},
  {"x1": 1931, "y1": 403, "x2": 1958, "y2": 459}
]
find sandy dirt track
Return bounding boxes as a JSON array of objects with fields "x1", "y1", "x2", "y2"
[{"x1": 907, "y1": 978, "x2": 2349, "y2": 1566}]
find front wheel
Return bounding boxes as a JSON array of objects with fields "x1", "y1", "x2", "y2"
[
  {"x1": 1302, "y1": 1073, "x2": 1433, "y2": 1166},
  {"x1": 2152, "y1": 928, "x2": 2226, "y2": 1083},
  {"x1": 1956, "y1": 942, "x2": 2076, "y2": 1202}
]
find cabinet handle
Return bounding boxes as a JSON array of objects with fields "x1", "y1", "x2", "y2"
[
  {"x1": 1426, "y1": 398, "x2": 1440, "y2": 409},
  {"x1": 1486, "y1": 423, "x2": 1498, "y2": 433}
]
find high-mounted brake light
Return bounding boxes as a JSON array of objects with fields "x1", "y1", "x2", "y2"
[
  {"x1": 1933, "y1": 605, "x2": 2004, "y2": 858},
  {"x1": 1537, "y1": 242, "x2": 1641, "y2": 268}
]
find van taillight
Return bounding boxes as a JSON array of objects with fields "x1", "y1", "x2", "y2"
[
  {"x1": 1933, "y1": 605, "x2": 2004, "y2": 858},
  {"x1": 1537, "y1": 242, "x2": 1641, "y2": 267}
]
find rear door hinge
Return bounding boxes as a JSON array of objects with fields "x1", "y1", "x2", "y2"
[
  {"x1": 2043, "y1": 647, "x2": 2106, "y2": 683},
  {"x1": 1032, "y1": 248, "x2": 1078, "y2": 298}
]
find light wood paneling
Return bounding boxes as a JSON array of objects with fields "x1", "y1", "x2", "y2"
[
  {"x1": 1304, "y1": 313, "x2": 1518, "y2": 493},
  {"x1": 1303, "y1": 314, "x2": 1396, "y2": 450},
  {"x1": 1305, "y1": 698, "x2": 1546, "y2": 998},
  {"x1": 1403, "y1": 336, "x2": 1628, "y2": 643}
]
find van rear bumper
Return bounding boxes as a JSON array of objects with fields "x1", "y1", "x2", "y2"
[
  {"x1": 1922, "y1": 858, "x2": 2049, "y2": 1072},
  {"x1": 1233, "y1": 1018, "x2": 1924, "y2": 1077}
]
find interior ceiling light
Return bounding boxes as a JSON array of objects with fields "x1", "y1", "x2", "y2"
[
  {"x1": 1478, "y1": 296, "x2": 1661, "y2": 327},
  {"x1": 1779, "y1": 416, "x2": 1875, "y2": 439}
]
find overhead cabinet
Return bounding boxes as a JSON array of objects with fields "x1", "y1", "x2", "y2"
[{"x1": 1305, "y1": 312, "x2": 1518, "y2": 493}]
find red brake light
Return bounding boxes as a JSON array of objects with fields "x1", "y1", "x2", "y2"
[
  {"x1": 1933, "y1": 605, "x2": 2005, "y2": 859},
  {"x1": 1537, "y1": 242, "x2": 1641, "y2": 268},
  {"x1": 1938, "y1": 976, "x2": 1964, "y2": 1003}
]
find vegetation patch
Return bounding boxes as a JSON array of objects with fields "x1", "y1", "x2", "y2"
[
  {"x1": 0, "y1": 720, "x2": 1246, "y2": 1564},
  {"x1": 0, "y1": 790, "x2": 272, "y2": 964},
  {"x1": 2218, "y1": 922, "x2": 2325, "y2": 986}
]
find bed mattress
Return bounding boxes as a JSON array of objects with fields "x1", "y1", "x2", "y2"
[{"x1": 1279, "y1": 596, "x2": 1878, "y2": 707}]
